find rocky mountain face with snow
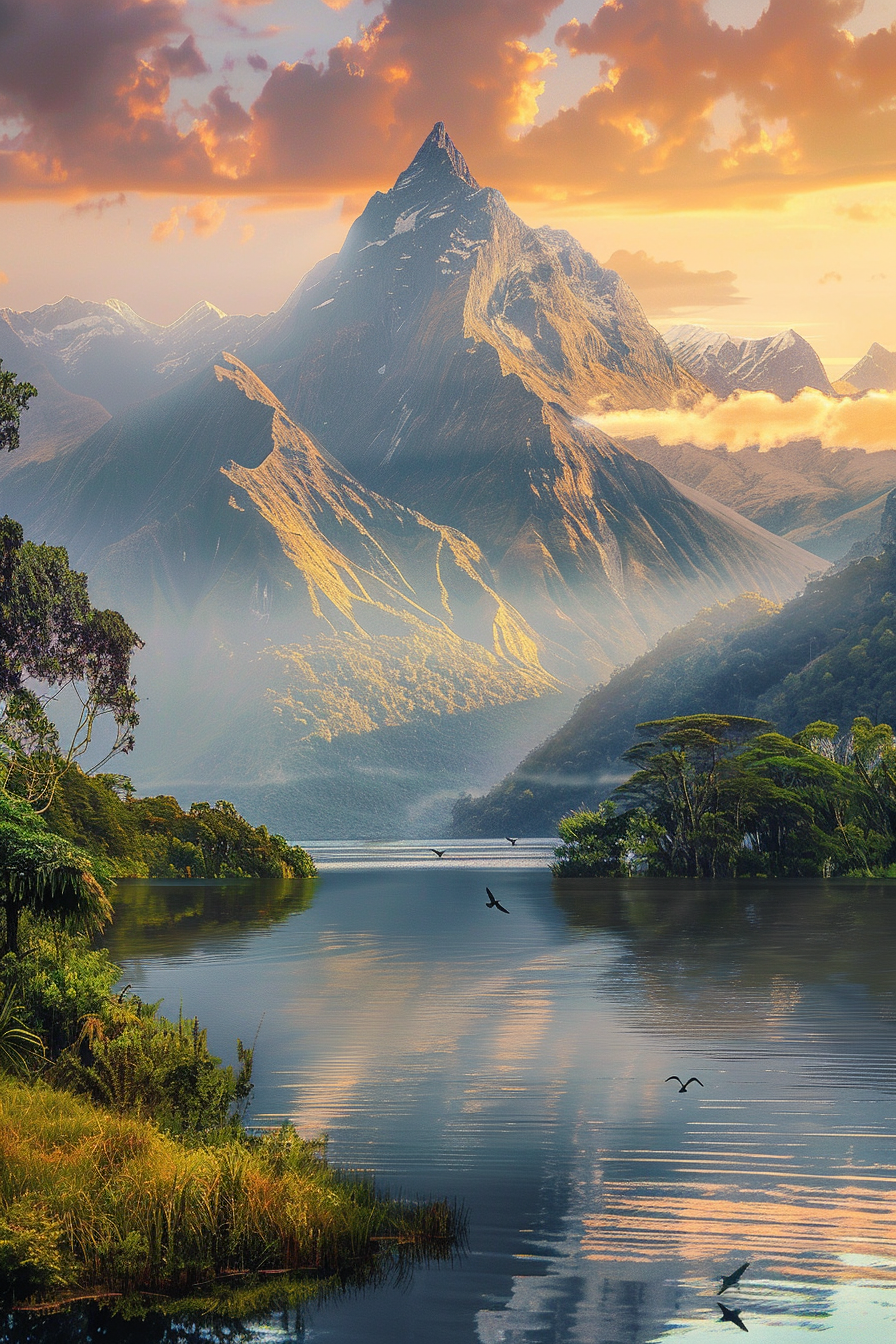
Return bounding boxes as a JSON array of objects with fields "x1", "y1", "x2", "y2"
[
  {"x1": 2, "y1": 296, "x2": 266, "y2": 413},
  {"x1": 842, "y1": 342, "x2": 896, "y2": 393},
  {"x1": 663, "y1": 323, "x2": 835, "y2": 399},
  {"x1": 1, "y1": 125, "x2": 826, "y2": 834}
]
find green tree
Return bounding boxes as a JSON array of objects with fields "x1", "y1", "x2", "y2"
[
  {"x1": 619, "y1": 714, "x2": 771, "y2": 877},
  {"x1": 553, "y1": 801, "x2": 663, "y2": 876},
  {"x1": 0, "y1": 517, "x2": 143, "y2": 809},
  {"x1": 0, "y1": 359, "x2": 36, "y2": 456},
  {"x1": 0, "y1": 794, "x2": 110, "y2": 956}
]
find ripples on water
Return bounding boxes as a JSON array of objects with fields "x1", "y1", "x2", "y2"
[{"x1": 62, "y1": 846, "x2": 896, "y2": 1342}]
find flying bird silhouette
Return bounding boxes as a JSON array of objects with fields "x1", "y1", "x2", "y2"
[
  {"x1": 665, "y1": 1075, "x2": 704, "y2": 1092},
  {"x1": 486, "y1": 887, "x2": 509, "y2": 914},
  {"x1": 717, "y1": 1302, "x2": 748, "y2": 1332},
  {"x1": 719, "y1": 1262, "x2": 750, "y2": 1294},
  {"x1": 505, "y1": 836, "x2": 518, "y2": 846},
  {"x1": 430, "y1": 849, "x2": 446, "y2": 858}
]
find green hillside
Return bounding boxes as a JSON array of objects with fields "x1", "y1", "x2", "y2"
[{"x1": 452, "y1": 546, "x2": 896, "y2": 836}]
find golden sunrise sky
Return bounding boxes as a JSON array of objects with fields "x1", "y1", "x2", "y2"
[{"x1": 1, "y1": 0, "x2": 895, "y2": 377}]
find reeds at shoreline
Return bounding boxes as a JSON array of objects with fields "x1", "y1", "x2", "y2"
[{"x1": 0, "y1": 1076, "x2": 461, "y2": 1312}]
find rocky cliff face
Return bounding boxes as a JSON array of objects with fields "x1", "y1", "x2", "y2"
[{"x1": 664, "y1": 324, "x2": 835, "y2": 399}]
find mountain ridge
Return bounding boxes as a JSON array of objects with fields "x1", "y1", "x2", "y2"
[{"x1": 664, "y1": 323, "x2": 835, "y2": 399}]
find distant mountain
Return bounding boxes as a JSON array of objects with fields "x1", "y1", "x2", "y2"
[
  {"x1": 2, "y1": 297, "x2": 266, "y2": 413},
  {"x1": 5, "y1": 354, "x2": 572, "y2": 833},
  {"x1": 622, "y1": 437, "x2": 896, "y2": 559},
  {"x1": 663, "y1": 324, "x2": 835, "y2": 399},
  {"x1": 842, "y1": 342, "x2": 896, "y2": 393},
  {"x1": 454, "y1": 545, "x2": 896, "y2": 836}
]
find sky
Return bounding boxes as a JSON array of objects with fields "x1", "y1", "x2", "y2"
[{"x1": 1, "y1": 0, "x2": 896, "y2": 377}]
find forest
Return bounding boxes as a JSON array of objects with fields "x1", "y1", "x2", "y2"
[{"x1": 553, "y1": 712, "x2": 896, "y2": 879}]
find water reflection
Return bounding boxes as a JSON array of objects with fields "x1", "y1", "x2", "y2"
[
  {"x1": 103, "y1": 877, "x2": 316, "y2": 961},
  {"x1": 74, "y1": 867, "x2": 896, "y2": 1344}
]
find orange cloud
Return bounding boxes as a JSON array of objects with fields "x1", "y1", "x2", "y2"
[
  {"x1": 592, "y1": 387, "x2": 896, "y2": 453},
  {"x1": 605, "y1": 248, "x2": 746, "y2": 314},
  {"x1": 0, "y1": 271, "x2": 8, "y2": 284},
  {"x1": 151, "y1": 206, "x2": 184, "y2": 243},
  {"x1": 0, "y1": 0, "x2": 895, "y2": 208},
  {"x1": 187, "y1": 198, "x2": 226, "y2": 236}
]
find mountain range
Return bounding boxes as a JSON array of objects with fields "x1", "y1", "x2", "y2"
[
  {"x1": 663, "y1": 324, "x2": 835, "y2": 399},
  {"x1": 1, "y1": 125, "x2": 829, "y2": 835}
]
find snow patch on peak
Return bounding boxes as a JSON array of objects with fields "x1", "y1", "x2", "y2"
[{"x1": 392, "y1": 122, "x2": 480, "y2": 192}]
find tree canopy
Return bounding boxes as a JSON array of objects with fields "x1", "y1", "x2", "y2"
[
  {"x1": 0, "y1": 516, "x2": 143, "y2": 809},
  {"x1": 0, "y1": 793, "x2": 110, "y2": 955},
  {"x1": 0, "y1": 359, "x2": 36, "y2": 456},
  {"x1": 554, "y1": 713, "x2": 896, "y2": 880}
]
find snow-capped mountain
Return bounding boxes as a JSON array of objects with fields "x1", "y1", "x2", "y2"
[
  {"x1": 664, "y1": 324, "x2": 835, "y2": 399},
  {"x1": 2, "y1": 296, "x2": 267, "y2": 412}
]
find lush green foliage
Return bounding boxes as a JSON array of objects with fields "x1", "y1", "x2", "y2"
[
  {"x1": 0, "y1": 360, "x2": 36, "y2": 456},
  {"x1": 553, "y1": 712, "x2": 896, "y2": 879},
  {"x1": 0, "y1": 1075, "x2": 459, "y2": 1304},
  {"x1": 0, "y1": 927, "x2": 119, "y2": 1058},
  {"x1": 0, "y1": 986, "x2": 43, "y2": 1075},
  {"x1": 0, "y1": 792, "x2": 110, "y2": 955},
  {"x1": 0, "y1": 515, "x2": 142, "y2": 810},
  {"x1": 554, "y1": 803, "x2": 663, "y2": 877},
  {"x1": 42, "y1": 768, "x2": 316, "y2": 879},
  {"x1": 52, "y1": 996, "x2": 255, "y2": 1138}
]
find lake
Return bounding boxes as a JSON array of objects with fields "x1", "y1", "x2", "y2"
[{"x1": 42, "y1": 844, "x2": 896, "y2": 1341}]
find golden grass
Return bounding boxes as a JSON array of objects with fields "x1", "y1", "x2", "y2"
[{"x1": 0, "y1": 1076, "x2": 460, "y2": 1310}]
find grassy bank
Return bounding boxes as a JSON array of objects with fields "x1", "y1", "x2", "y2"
[{"x1": 0, "y1": 1075, "x2": 459, "y2": 1310}]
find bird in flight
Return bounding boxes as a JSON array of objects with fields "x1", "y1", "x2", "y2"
[
  {"x1": 505, "y1": 836, "x2": 518, "y2": 846},
  {"x1": 717, "y1": 1302, "x2": 748, "y2": 1332},
  {"x1": 486, "y1": 887, "x2": 509, "y2": 913},
  {"x1": 719, "y1": 1262, "x2": 750, "y2": 1294},
  {"x1": 430, "y1": 849, "x2": 446, "y2": 858},
  {"x1": 665, "y1": 1075, "x2": 704, "y2": 1092}
]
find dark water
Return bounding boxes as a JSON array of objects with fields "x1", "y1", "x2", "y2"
[{"x1": 48, "y1": 849, "x2": 896, "y2": 1340}]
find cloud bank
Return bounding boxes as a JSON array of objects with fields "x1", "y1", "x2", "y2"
[
  {"x1": 0, "y1": 0, "x2": 895, "y2": 206},
  {"x1": 593, "y1": 388, "x2": 896, "y2": 453}
]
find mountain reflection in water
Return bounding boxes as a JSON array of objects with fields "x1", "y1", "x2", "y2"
[{"x1": 68, "y1": 858, "x2": 896, "y2": 1343}]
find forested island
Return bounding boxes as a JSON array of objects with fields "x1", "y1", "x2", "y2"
[{"x1": 553, "y1": 712, "x2": 896, "y2": 879}]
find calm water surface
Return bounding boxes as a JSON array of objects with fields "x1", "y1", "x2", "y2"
[{"x1": 80, "y1": 845, "x2": 896, "y2": 1339}]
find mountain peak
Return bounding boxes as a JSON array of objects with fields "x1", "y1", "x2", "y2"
[{"x1": 393, "y1": 122, "x2": 480, "y2": 192}]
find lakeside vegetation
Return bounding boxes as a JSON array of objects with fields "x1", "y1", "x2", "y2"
[
  {"x1": 0, "y1": 366, "x2": 459, "y2": 1319},
  {"x1": 43, "y1": 767, "x2": 317, "y2": 881},
  {"x1": 1, "y1": 1075, "x2": 457, "y2": 1308},
  {"x1": 553, "y1": 712, "x2": 896, "y2": 879}
]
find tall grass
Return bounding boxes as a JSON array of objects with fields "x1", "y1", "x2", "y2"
[{"x1": 0, "y1": 1076, "x2": 461, "y2": 1308}]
